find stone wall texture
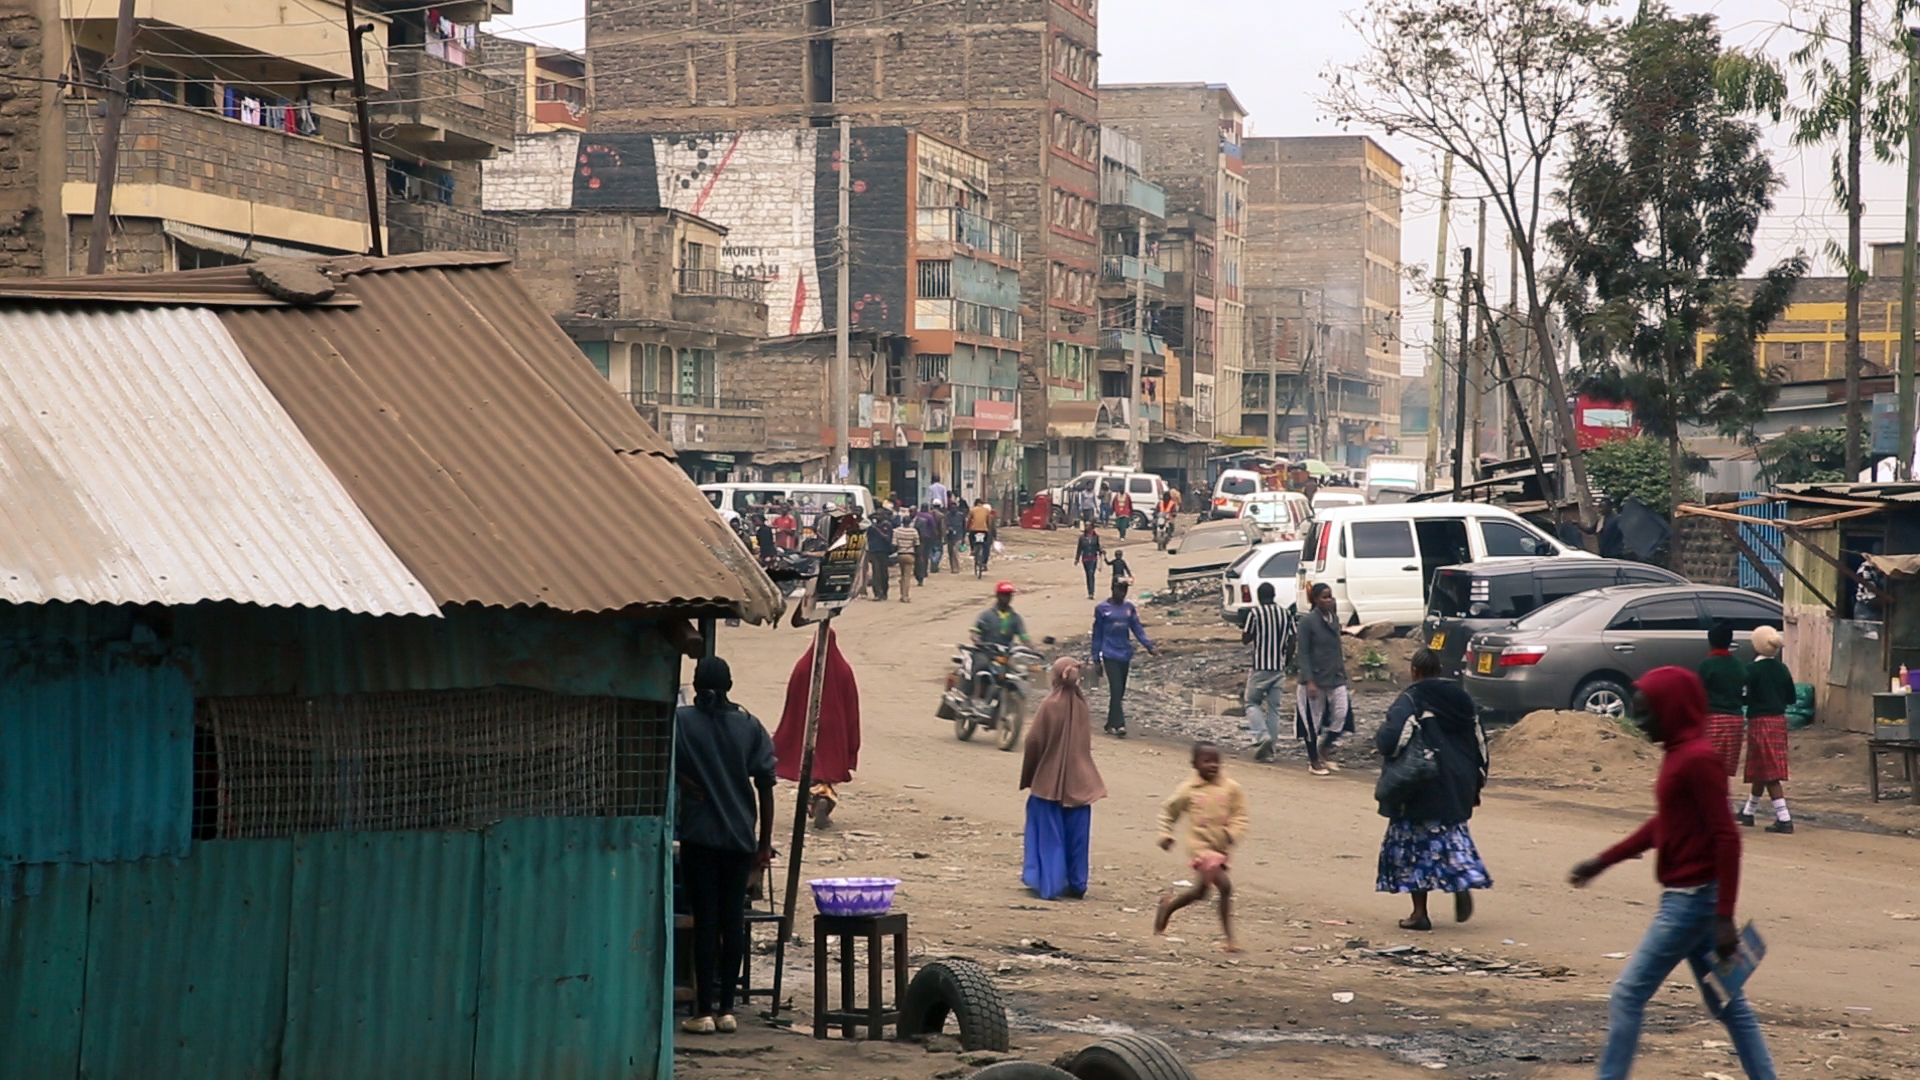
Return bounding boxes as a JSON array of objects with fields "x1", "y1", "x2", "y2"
[{"x1": 0, "y1": 11, "x2": 45, "y2": 277}]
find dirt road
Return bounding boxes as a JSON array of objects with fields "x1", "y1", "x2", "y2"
[{"x1": 691, "y1": 526, "x2": 1920, "y2": 1080}]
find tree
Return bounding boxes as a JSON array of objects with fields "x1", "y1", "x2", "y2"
[
  {"x1": 1758, "y1": 427, "x2": 1850, "y2": 483},
  {"x1": 1549, "y1": 6, "x2": 1809, "y2": 536},
  {"x1": 1585, "y1": 437, "x2": 1699, "y2": 516},
  {"x1": 1319, "y1": 0, "x2": 1610, "y2": 520}
]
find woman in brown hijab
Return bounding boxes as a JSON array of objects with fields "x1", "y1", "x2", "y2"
[{"x1": 1021, "y1": 658, "x2": 1107, "y2": 899}]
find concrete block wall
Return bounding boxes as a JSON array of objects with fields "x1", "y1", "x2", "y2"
[
  {"x1": 505, "y1": 210, "x2": 678, "y2": 323},
  {"x1": 0, "y1": 12, "x2": 45, "y2": 277},
  {"x1": 66, "y1": 217, "x2": 167, "y2": 273}
]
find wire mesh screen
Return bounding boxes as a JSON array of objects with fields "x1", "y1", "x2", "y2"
[{"x1": 196, "y1": 689, "x2": 671, "y2": 838}]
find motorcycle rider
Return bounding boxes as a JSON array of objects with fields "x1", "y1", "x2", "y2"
[{"x1": 967, "y1": 581, "x2": 1032, "y2": 700}]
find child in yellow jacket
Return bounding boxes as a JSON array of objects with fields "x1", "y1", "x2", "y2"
[{"x1": 1153, "y1": 741, "x2": 1249, "y2": 952}]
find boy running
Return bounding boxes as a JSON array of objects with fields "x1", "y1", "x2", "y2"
[{"x1": 1154, "y1": 742, "x2": 1250, "y2": 952}]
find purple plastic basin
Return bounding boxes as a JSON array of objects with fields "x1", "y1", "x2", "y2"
[{"x1": 808, "y1": 877, "x2": 901, "y2": 917}]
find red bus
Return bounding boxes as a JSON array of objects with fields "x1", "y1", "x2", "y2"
[{"x1": 1573, "y1": 394, "x2": 1639, "y2": 450}]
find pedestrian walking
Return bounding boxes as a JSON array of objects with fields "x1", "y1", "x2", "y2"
[
  {"x1": 1569, "y1": 666, "x2": 1776, "y2": 1080},
  {"x1": 927, "y1": 474, "x2": 950, "y2": 510},
  {"x1": 1074, "y1": 522, "x2": 1104, "y2": 600},
  {"x1": 892, "y1": 511, "x2": 920, "y2": 603},
  {"x1": 865, "y1": 513, "x2": 894, "y2": 600},
  {"x1": 1114, "y1": 490, "x2": 1134, "y2": 539},
  {"x1": 944, "y1": 500, "x2": 966, "y2": 573},
  {"x1": 1241, "y1": 582, "x2": 1295, "y2": 762},
  {"x1": 1740, "y1": 625, "x2": 1796, "y2": 833},
  {"x1": 1698, "y1": 623, "x2": 1747, "y2": 805},
  {"x1": 1076, "y1": 484, "x2": 1098, "y2": 525},
  {"x1": 674, "y1": 657, "x2": 777, "y2": 1036},
  {"x1": 1374, "y1": 648, "x2": 1492, "y2": 931},
  {"x1": 913, "y1": 504, "x2": 937, "y2": 585},
  {"x1": 1153, "y1": 741, "x2": 1248, "y2": 953},
  {"x1": 773, "y1": 629, "x2": 861, "y2": 830},
  {"x1": 924, "y1": 502, "x2": 946, "y2": 575},
  {"x1": 1020, "y1": 658, "x2": 1106, "y2": 901},
  {"x1": 771, "y1": 503, "x2": 799, "y2": 550},
  {"x1": 1091, "y1": 577, "x2": 1158, "y2": 737},
  {"x1": 1296, "y1": 582, "x2": 1353, "y2": 775}
]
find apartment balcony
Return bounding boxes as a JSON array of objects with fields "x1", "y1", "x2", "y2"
[
  {"x1": 368, "y1": 48, "x2": 517, "y2": 159},
  {"x1": 913, "y1": 299, "x2": 1022, "y2": 342},
  {"x1": 914, "y1": 207, "x2": 1022, "y2": 261},
  {"x1": 1098, "y1": 327, "x2": 1165, "y2": 357},
  {"x1": 1100, "y1": 255, "x2": 1166, "y2": 289},
  {"x1": 1333, "y1": 391, "x2": 1382, "y2": 417},
  {"x1": 1099, "y1": 173, "x2": 1166, "y2": 219},
  {"x1": 673, "y1": 269, "x2": 770, "y2": 341},
  {"x1": 63, "y1": 101, "x2": 380, "y2": 254},
  {"x1": 628, "y1": 391, "x2": 768, "y2": 454}
]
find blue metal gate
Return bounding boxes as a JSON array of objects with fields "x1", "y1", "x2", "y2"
[{"x1": 1735, "y1": 492, "x2": 1786, "y2": 595}]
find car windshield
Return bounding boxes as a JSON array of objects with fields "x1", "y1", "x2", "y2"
[
  {"x1": 1511, "y1": 591, "x2": 1611, "y2": 629},
  {"x1": 1220, "y1": 475, "x2": 1258, "y2": 496},
  {"x1": 1184, "y1": 528, "x2": 1253, "y2": 554},
  {"x1": 1244, "y1": 500, "x2": 1288, "y2": 524}
]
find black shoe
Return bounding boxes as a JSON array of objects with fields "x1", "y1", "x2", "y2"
[
  {"x1": 1114, "y1": 727, "x2": 1127, "y2": 739},
  {"x1": 1765, "y1": 820, "x2": 1794, "y2": 834},
  {"x1": 1736, "y1": 812, "x2": 1755, "y2": 827}
]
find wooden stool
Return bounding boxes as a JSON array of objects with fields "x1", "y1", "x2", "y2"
[
  {"x1": 813, "y1": 912, "x2": 908, "y2": 1040},
  {"x1": 1867, "y1": 739, "x2": 1920, "y2": 805}
]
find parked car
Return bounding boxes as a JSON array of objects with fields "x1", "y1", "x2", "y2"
[
  {"x1": 1167, "y1": 516, "x2": 1263, "y2": 589},
  {"x1": 1310, "y1": 489, "x2": 1367, "y2": 514},
  {"x1": 1209, "y1": 468, "x2": 1267, "y2": 520},
  {"x1": 1238, "y1": 491, "x2": 1311, "y2": 542},
  {"x1": 1461, "y1": 584, "x2": 1782, "y2": 718},
  {"x1": 700, "y1": 482, "x2": 875, "y2": 527},
  {"x1": 1221, "y1": 540, "x2": 1304, "y2": 626},
  {"x1": 1297, "y1": 503, "x2": 1592, "y2": 627},
  {"x1": 1421, "y1": 559, "x2": 1687, "y2": 679},
  {"x1": 1053, "y1": 469, "x2": 1164, "y2": 527}
]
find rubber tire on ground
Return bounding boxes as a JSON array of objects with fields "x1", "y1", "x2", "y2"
[
  {"x1": 995, "y1": 690, "x2": 1025, "y2": 752},
  {"x1": 1573, "y1": 677, "x2": 1632, "y2": 718},
  {"x1": 1059, "y1": 1034, "x2": 1197, "y2": 1080},
  {"x1": 967, "y1": 1065, "x2": 1077, "y2": 1080},
  {"x1": 897, "y1": 958, "x2": 1010, "y2": 1052}
]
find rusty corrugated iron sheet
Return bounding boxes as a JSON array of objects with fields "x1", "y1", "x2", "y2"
[
  {"x1": 0, "y1": 307, "x2": 439, "y2": 615},
  {"x1": 220, "y1": 258, "x2": 781, "y2": 620}
]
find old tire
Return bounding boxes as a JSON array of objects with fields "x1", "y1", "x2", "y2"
[
  {"x1": 968, "y1": 1065, "x2": 1077, "y2": 1080},
  {"x1": 1573, "y1": 677, "x2": 1632, "y2": 719},
  {"x1": 969, "y1": 1065, "x2": 1078, "y2": 1080},
  {"x1": 996, "y1": 691, "x2": 1026, "y2": 752},
  {"x1": 898, "y1": 958, "x2": 1009, "y2": 1052},
  {"x1": 1059, "y1": 1034, "x2": 1197, "y2": 1080}
]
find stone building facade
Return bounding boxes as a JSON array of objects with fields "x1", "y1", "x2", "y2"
[
  {"x1": 1097, "y1": 83, "x2": 1249, "y2": 442},
  {"x1": 584, "y1": 0, "x2": 1101, "y2": 489},
  {"x1": 1243, "y1": 135, "x2": 1403, "y2": 464}
]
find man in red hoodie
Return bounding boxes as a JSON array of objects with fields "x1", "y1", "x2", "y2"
[{"x1": 1570, "y1": 666, "x2": 1776, "y2": 1080}]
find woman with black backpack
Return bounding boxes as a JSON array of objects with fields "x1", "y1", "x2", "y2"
[{"x1": 1373, "y1": 648, "x2": 1492, "y2": 932}]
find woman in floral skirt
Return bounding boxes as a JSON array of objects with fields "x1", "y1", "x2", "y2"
[{"x1": 1373, "y1": 648, "x2": 1493, "y2": 931}]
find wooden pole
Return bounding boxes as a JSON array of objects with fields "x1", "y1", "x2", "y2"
[
  {"x1": 1425, "y1": 153, "x2": 1455, "y2": 482},
  {"x1": 769, "y1": 613, "x2": 834, "y2": 1017},
  {"x1": 1474, "y1": 271, "x2": 1552, "y2": 504},
  {"x1": 345, "y1": 0, "x2": 384, "y2": 257},
  {"x1": 84, "y1": 0, "x2": 138, "y2": 275},
  {"x1": 1452, "y1": 247, "x2": 1473, "y2": 494},
  {"x1": 1900, "y1": 27, "x2": 1920, "y2": 478}
]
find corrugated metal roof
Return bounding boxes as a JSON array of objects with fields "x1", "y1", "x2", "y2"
[
  {"x1": 220, "y1": 258, "x2": 783, "y2": 620},
  {"x1": 0, "y1": 307, "x2": 439, "y2": 615},
  {"x1": 0, "y1": 262, "x2": 359, "y2": 306}
]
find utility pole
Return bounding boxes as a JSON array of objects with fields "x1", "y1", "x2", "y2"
[
  {"x1": 1425, "y1": 153, "x2": 1455, "y2": 482},
  {"x1": 1264, "y1": 302, "x2": 1279, "y2": 459},
  {"x1": 1453, "y1": 247, "x2": 1473, "y2": 495},
  {"x1": 1470, "y1": 200, "x2": 1488, "y2": 469},
  {"x1": 835, "y1": 117, "x2": 851, "y2": 481},
  {"x1": 1844, "y1": 0, "x2": 1867, "y2": 477},
  {"x1": 1901, "y1": 29, "x2": 1920, "y2": 480},
  {"x1": 1128, "y1": 215, "x2": 1147, "y2": 470},
  {"x1": 85, "y1": 0, "x2": 138, "y2": 274},
  {"x1": 344, "y1": 0, "x2": 384, "y2": 256}
]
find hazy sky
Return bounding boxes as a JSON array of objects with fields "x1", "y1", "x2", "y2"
[{"x1": 486, "y1": 0, "x2": 1910, "y2": 363}]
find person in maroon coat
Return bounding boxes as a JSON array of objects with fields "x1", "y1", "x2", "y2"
[
  {"x1": 772, "y1": 629, "x2": 861, "y2": 829},
  {"x1": 1569, "y1": 666, "x2": 1776, "y2": 1080}
]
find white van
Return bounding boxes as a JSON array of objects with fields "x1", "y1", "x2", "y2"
[
  {"x1": 1296, "y1": 503, "x2": 1593, "y2": 626},
  {"x1": 1057, "y1": 469, "x2": 1165, "y2": 526},
  {"x1": 1209, "y1": 469, "x2": 1266, "y2": 520},
  {"x1": 700, "y1": 483, "x2": 874, "y2": 527}
]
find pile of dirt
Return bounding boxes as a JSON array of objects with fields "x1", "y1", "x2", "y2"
[{"x1": 1490, "y1": 710, "x2": 1659, "y2": 788}]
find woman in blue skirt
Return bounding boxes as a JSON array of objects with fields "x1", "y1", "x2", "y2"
[
  {"x1": 1374, "y1": 648, "x2": 1493, "y2": 930},
  {"x1": 1020, "y1": 658, "x2": 1107, "y2": 899}
]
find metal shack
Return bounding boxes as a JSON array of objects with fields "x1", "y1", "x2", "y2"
[{"x1": 0, "y1": 254, "x2": 782, "y2": 1079}]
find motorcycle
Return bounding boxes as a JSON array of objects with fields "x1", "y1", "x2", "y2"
[
  {"x1": 935, "y1": 641, "x2": 1046, "y2": 751},
  {"x1": 1152, "y1": 509, "x2": 1175, "y2": 551}
]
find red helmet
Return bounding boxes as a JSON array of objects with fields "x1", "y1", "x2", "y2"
[{"x1": 995, "y1": 581, "x2": 1016, "y2": 595}]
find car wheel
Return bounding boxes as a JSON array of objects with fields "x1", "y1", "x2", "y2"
[{"x1": 1573, "y1": 678, "x2": 1632, "y2": 719}]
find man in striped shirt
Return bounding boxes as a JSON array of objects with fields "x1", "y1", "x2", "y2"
[{"x1": 1242, "y1": 583, "x2": 1296, "y2": 763}]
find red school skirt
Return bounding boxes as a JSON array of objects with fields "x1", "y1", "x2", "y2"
[
  {"x1": 1706, "y1": 713, "x2": 1745, "y2": 777},
  {"x1": 1744, "y1": 714, "x2": 1790, "y2": 783}
]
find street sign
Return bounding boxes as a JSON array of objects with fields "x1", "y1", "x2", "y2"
[
  {"x1": 811, "y1": 525, "x2": 865, "y2": 610},
  {"x1": 1871, "y1": 392, "x2": 1901, "y2": 457}
]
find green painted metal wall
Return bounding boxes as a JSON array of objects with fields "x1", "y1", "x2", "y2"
[{"x1": 0, "y1": 819, "x2": 673, "y2": 1080}]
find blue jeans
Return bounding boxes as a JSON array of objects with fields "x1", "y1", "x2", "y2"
[
  {"x1": 1245, "y1": 669, "x2": 1286, "y2": 742},
  {"x1": 1597, "y1": 885, "x2": 1775, "y2": 1080}
]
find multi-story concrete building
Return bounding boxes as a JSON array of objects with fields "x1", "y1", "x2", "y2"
[
  {"x1": 1098, "y1": 83, "x2": 1249, "y2": 443},
  {"x1": 1243, "y1": 135, "x2": 1404, "y2": 464},
  {"x1": 1081, "y1": 125, "x2": 1169, "y2": 479},
  {"x1": 582, "y1": 0, "x2": 1100, "y2": 492},
  {"x1": 0, "y1": 0, "x2": 518, "y2": 275},
  {"x1": 483, "y1": 126, "x2": 1023, "y2": 503}
]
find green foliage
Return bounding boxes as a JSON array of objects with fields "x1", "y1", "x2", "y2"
[
  {"x1": 1758, "y1": 428, "x2": 1850, "y2": 484},
  {"x1": 1586, "y1": 438, "x2": 1699, "y2": 515}
]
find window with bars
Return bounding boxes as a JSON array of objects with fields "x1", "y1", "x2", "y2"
[
  {"x1": 887, "y1": 350, "x2": 908, "y2": 396},
  {"x1": 917, "y1": 260, "x2": 952, "y2": 299},
  {"x1": 917, "y1": 354, "x2": 950, "y2": 385}
]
